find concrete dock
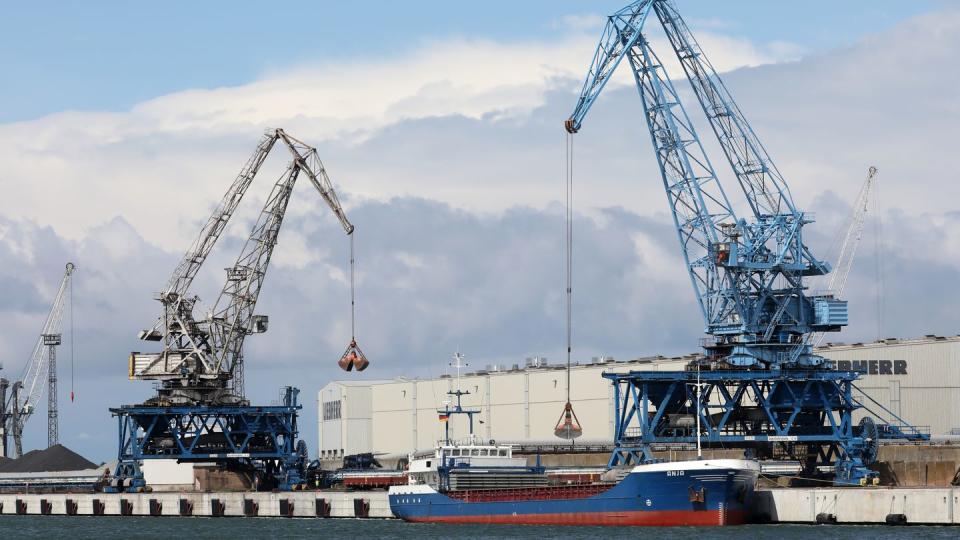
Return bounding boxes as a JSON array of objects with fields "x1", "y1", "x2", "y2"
[
  {"x1": 0, "y1": 491, "x2": 392, "y2": 518},
  {"x1": 2, "y1": 487, "x2": 960, "y2": 524},
  {"x1": 754, "y1": 487, "x2": 960, "y2": 525}
]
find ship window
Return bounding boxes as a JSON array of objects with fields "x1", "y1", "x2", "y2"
[{"x1": 426, "y1": 461, "x2": 431, "y2": 467}]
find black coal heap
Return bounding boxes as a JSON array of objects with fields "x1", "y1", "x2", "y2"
[{"x1": 0, "y1": 444, "x2": 97, "y2": 473}]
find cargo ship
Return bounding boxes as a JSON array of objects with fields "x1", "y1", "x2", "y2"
[
  {"x1": 388, "y1": 369, "x2": 760, "y2": 526},
  {"x1": 389, "y1": 440, "x2": 758, "y2": 526}
]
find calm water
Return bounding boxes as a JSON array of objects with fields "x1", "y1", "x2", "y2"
[{"x1": 0, "y1": 517, "x2": 955, "y2": 539}]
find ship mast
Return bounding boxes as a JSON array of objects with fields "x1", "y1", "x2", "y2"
[{"x1": 439, "y1": 351, "x2": 480, "y2": 445}]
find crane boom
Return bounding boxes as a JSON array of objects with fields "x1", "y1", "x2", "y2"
[
  {"x1": 207, "y1": 163, "x2": 302, "y2": 394},
  {"x1": 209, "y1": 132, "x2": 356, "y2": 392},
  {"x1": 652, "y1": 0, "x2": 794, "y2": 218},
  {"x1": 139, "y1": 130, "x2": 280, "y2": 343},
  {"x1": 566, "y1": 0, "x2": 845, "y2": 369}
]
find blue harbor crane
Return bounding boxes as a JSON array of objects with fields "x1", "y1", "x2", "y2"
[{"x1": 565, "y1": 0, "x2": 926, "y2": 484}]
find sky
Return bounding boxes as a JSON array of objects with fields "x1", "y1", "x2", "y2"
[{"x1": 0, "y1": 1, "x2": 958, "y2": 461}]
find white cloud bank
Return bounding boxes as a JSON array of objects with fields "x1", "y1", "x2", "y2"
[{"x1": 0, "y1": 24, "x2": 799, "y2": 249}]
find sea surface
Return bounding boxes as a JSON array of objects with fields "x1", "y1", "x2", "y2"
[{"x1": 0, "y1": 516, "x2": 954, "y2": 539}]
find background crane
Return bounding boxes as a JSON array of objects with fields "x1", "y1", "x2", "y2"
[
  {"x1": 809, "y1": 166, "x2": 879, "y2": 347},
  {"x1": 0, "y1": 262, "x2": 75, "y2": 457}
]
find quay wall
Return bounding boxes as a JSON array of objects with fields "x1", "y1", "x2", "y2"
[{"x1": 0, "y1": 491, "x2": 392, "y2": 518}]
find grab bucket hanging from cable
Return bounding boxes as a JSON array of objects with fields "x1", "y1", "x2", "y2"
[
  {"x1": 338, "y1": 232, "x2": 369, "y2": 372},
  {"x1": 554, "y1": 401, "x2": 582, "y2": 439},
  {"x1": 338, "y1": 338, "x2": 369, "y2": 372}
]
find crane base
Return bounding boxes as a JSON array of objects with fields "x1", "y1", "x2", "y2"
[
  {"x1": 603, "y1": 370, "x2": 928, "y2": 486},
  {"x1": 107, "y1": 387, "x2": 307, "y2": 492}
]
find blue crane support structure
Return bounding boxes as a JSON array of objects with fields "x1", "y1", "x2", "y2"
[
  {"x1": 566, "y1": 0, "x2": 927, "y2": 485},
  {"x1": 108, "y1": 129, "x2": 355, "y2": 492}
]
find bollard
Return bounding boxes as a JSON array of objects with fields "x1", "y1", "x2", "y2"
[
  {"x1": 815, "y1": 513, "x2": 837, "y2": 524},
  {"x1": 885, "y1": 513, "x2": 908, "y2": 525}
]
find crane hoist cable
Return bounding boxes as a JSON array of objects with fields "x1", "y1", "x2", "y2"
[
  {"x1": 555, "y1": 132, "x2": 582, "y2": 440},
  {"x1": 70, "y1": 271, "x2": 75, "y2": 403},
  {"x1": 338, "y1": 231, "x2": 369, "y2": 371}
]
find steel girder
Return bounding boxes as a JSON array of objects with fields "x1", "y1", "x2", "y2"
[
  {"x1": 604, "y1": 370, "x2": 884, "y2": 485},
  {"x1": 107, "y1": 387, "x2": 305, "y2": 492}
]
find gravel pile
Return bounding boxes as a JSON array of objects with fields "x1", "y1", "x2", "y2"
[{"x1": 0, "y1": 444, "x2": 96, "y2": 473}]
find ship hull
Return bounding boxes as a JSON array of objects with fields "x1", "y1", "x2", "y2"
[{"x1": 389, "y1": 459, "x2": 758, "y2": 527}]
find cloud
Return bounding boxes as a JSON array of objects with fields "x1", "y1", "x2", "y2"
[{"x1": 0, "y1": 24, "x2": 799, "y2": 251}]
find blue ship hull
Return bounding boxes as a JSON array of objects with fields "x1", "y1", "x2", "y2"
[{"x1": 389, "y1": 460, "x2": 759, "y2": 526}]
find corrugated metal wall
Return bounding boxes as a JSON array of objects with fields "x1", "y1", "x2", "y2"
[{"x1": 820, "y1": 337, "x2": 960, "y2": 435}]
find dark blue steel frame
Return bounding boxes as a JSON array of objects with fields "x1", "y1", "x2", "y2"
[
  {"x1": 107, "y1": 387, "x2": 305, "y2": 492},
  {"x1": 604, "y1": 370, "x2": 925, "y2": 485}
]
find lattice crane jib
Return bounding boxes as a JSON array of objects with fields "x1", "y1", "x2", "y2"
[
  {"x1": 4, "y1": 263, "x2": 75, "y2": 457},
  {"x1": 129, "y1": 129, "x2": 359, "y2": 405},
  {"x1": 565, "y1": 0, "x2": 846, "y2": 369}
]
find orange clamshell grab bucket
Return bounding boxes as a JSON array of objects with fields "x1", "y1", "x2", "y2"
[
  {"x1": 338, "y1": 339, "x2": 369, "y2": 372},
  {"x1": 554, "y1": 401, "x2": 583, "y2": 439}
]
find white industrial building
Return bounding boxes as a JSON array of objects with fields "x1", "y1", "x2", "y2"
[{"x1": 318, "y1": 335, "x2": 960, "y2": 460}]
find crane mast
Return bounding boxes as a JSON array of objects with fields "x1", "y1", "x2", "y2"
[
  {"x1": 1, "y1": 263, "x2": 74, "y2": 457},
  {"x1": 129, "y1": 129, "x2": 355, "y2": 406},
  {"x1": 566, "y1": 0, "x2": 845, "y2": 369}
]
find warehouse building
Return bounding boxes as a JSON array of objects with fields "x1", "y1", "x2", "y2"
[{"x1": 318, "y1": 335, "x2": 960, "y2": 460}]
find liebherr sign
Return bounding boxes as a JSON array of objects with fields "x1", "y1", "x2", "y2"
[{"x1": 834, "y1": 359, "x2": 908, "y2": 375}]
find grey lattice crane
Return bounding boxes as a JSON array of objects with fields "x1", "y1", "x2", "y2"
[{"x1": 130, "y1": 129, "x2": 360, "y2": 406}]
